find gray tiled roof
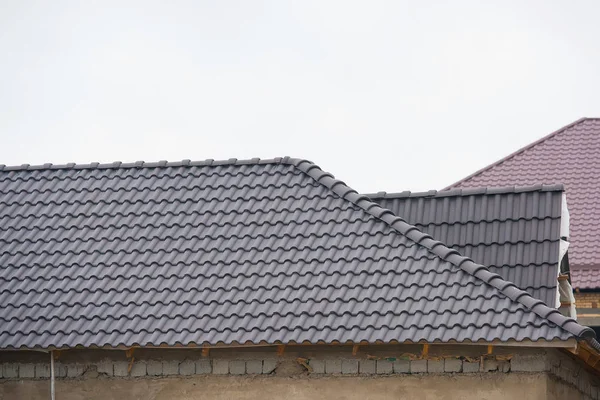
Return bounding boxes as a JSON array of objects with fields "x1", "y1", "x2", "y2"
[
  {"x1": 0, "y1": 157, "x2": 593, "y2": 349},
  {"x1": 366, "y1": 185, "x2": 564, "y2": 307}
]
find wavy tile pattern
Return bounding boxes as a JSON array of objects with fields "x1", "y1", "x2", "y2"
[
  {"x1": 367, "y1": 186, "x2": 563, "y2": 306},
  {"x1": 0, "y1": 158, "x2": 592, "y2": 349},
  {"x1": 446, "y1": 118, "x2": 600, "y2": 289}
]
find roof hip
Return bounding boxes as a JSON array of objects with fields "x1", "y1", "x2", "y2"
[{"x1": 288, "y1": 158, "x2": 594, "y2": 341}]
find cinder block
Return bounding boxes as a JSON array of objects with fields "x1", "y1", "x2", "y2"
[
  {"x1": 376, "y1": 360, "x2": 393, "y2": 374},
  {"x1": 147, "y1": 360, "x2": 163, "y2": 376},
  {"x1": 35, "y1": 364, "x2": 50, "y2": 378},
  {"x1": 444, "y1": 358, "x2": 462, "y2": 373},
  {"x1": 212, "y1": 360, "x2": 229, "y2": 375},
  {"x1": 179, "y1": 360, "x2": 195, "y2": 376},
  {"x1": 162, "y1": 361, "x2": 179, "y2": 376},
  {"x1": 308, "y1": 360, "x2": 324, "y2": 374},
  {"x1": 130, "y1": 362, "x2": 147, "y2": 377},
  {"x1": 3, "y1": 364, "x2": 18, "y2": 378},
  {"x1": 341, "y1": 359, "x2": 359, "y2": 374},
  {"x1": 410, "y1": 360, "x2": 427, "y2": 373},
  {"x1": 67, "y1": 364, "x2": 85, "y2": 378},
  {"x1": 325, "y1": 360, "x2": 342, "y2": 374},
  {"x1": 196, "y1": 360, "x2": 212, "y2": 375},
  {"x1": 229, "y1": 361, "x2": 245, "y2": 375},
  {"x1": 97, "y1": 361, "x2": 113, "y2": 376},
  {"x1": 483, "y1": 358, "x2": 498, "y2": 372},
  {"x1": 393, "y1": 359, "x2": 410, "y2": 374},
  {"x1": 510, "y1": 354, "x2": 547, "y2": 372},
  {"x1": 263, "y1": 359, "x2": 278, "y2": 374},
  {"x1": 246, "y1": 360, "x2": 263, "y2": 374},
  {"x1": 428, "y1": 360, "x2": 444, "y2": 373},
  {"x1": 498, "y1": 360, "x2": 510, "y2": 373},
  {"x1": 462, "y1": 361, "x2": 480, "y2": 373},
  {"x1": 20, "y1": 364, "x2": 35, "y2": 378},
  {"x1": 55, "y1": 363, "x2": 67, "y2": 378},
  {"x1": 113, "y1": 362, "x2": 129, "y2": 377},
  {"x1": 359, "y1": 359, "x2": 376, "y2": 374}
]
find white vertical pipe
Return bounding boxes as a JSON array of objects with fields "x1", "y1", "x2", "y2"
[{"x1": 50, "y1": 350, "x2": 55, "y2": 400}]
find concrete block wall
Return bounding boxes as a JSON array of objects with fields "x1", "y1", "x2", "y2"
[
  {"x1": 0, "y1": 345, "x2": 599, "y2": 400},
  {"x1": 0, "y1": 359, "x2": 282, "y2": 380},
  {"x1": 0, "y1": 355, "x2": 534, "y2": 379}
]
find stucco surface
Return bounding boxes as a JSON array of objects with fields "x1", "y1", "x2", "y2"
[{"x1": 1, "y1": 373, "x2": 549, "y2": 400}]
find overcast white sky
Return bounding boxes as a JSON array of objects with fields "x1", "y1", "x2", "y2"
[{"x1": 0, "y1": 1, "x2": 598, "y2": 193}]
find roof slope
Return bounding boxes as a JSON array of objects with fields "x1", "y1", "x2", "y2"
[
  {"x1": 0, "y1": 157, "x2": 593, "y2": 349},
  {"x1": 446, "y1": 118, "x2": 600, "y2": 289},
  {"x1": 366, "y1": 185, "x2": 564, "y2": 307}
]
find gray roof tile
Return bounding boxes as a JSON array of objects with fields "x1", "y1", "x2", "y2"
[
  {"x1": 0, "y1": 157, "x2": 593, "y2": 349},
  {"x1": 366, "y1": 186, "x2": 564, "y2": 306}
]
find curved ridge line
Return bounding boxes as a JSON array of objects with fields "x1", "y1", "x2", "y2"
[
  {"x1": 0, "y1": 291, "x2": 500, "y2": 313},
  {"x1": 0, "y1": 192, "x2": 346, "y2": 225},
  {"x1": 0, "y1": 278, "x2": 483, "y2": 298},
  {"x1": 0, "y1": 224, "x2": 561, "y2": 250},
  {"x1": 0, "y1": 256, "x2": 451, "y2": 286},
  {"x1": 0, "y1": 247, "x2": 432, "y2": 272},
  {"x1": 0, "y1": 202, "x2": 357, "y2": 235},
  {"x1": 0, "y1": 180, "x2": 319, "y2": 208},
  {"x1": 1, "y1": 306, "x2": 539, "y2": 325},
  {"x1": 0, "y1": 216, "x2": 378, "y2": 247},
  {"x1": 0, "y1": 235, "x2": 414, "y2": 259}
]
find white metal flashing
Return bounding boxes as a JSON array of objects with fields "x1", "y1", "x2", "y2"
[{"x1": 561, "y1": 192, "x2": 570, "y2": 239}]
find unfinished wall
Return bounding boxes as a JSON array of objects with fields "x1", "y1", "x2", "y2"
[
  {"x1": 575, "y1": 292, "x2": 600, "y2": 308},
  {"x1": 1, "y1": 374, "x2": 549, "y2": 400},
  {"x1": 1, "y1": 345, "x2": 598, "y2": 400}
]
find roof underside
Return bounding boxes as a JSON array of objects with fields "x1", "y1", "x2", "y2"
[
  {"x1": 367, "y1": 186, "x2": 564, "y2": 307},
  {"x1": 0, "y1": 158, "x2": 592, "y2": 349},
  {"x1": 446, "y1": 118, "x2": 600, "y2": 289}
]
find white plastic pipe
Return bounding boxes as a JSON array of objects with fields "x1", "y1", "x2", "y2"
[{"x1": 50, "y1": 351, "x2": 55, "y2": 400}]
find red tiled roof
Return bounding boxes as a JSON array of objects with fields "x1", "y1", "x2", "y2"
[{"x1": 446, "y1": 118, "x2": 600, "y2": 289}]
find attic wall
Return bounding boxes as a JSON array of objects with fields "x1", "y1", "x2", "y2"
[{"x1": 1, "y1": 345, "x2": 599, "y2": 399}]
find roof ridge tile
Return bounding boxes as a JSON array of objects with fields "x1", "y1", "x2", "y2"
[{"x1": 0, "y1": 156, "x2": 299, "y2": 173}]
